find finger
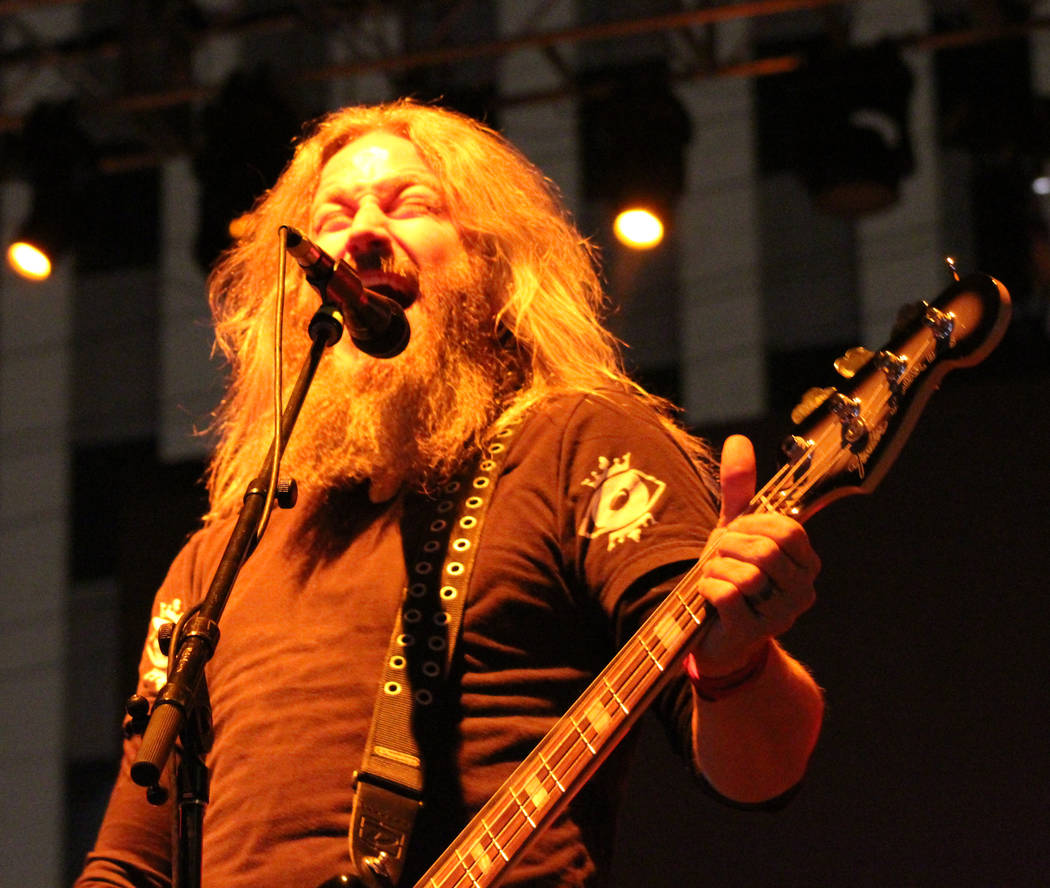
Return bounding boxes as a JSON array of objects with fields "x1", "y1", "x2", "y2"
[
  {"x1": 698, "y1": 576, "x2": 769, "y2": 648},
  {"x1": 711, "y1": 528, "x2": 820, "y2": 597},
  {"x1": 718, "y1": 435, "x2": 757, "y2": 526},
  {"x1": 702, "y1": 562, "x2": 811, "y2": 637},
  {"x1": 701, "y1": 542, "x2": 817, "y2": 629},
  {"x1": 717, "y1": 514, "x2": 822, "y2": 577}
]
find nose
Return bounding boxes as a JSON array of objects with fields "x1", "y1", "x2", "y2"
[{"x1": 345, "y1": 201, "x2": 391, "y2": 268}]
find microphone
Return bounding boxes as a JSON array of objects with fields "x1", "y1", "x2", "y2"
[{"x1": 281, "y1": 226, "x2": 410, "y2": 358}]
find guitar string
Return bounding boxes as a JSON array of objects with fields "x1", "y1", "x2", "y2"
[{"x1": 425, "y1": 346, "x2": 939, "y2": 887}]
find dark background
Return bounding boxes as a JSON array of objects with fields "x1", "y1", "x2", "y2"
[{"x1": 615, "y1": 351, "x2": 1050, "y2": 887}]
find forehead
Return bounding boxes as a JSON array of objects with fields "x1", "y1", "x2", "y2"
[{"x1": 318, "y1": 131, "x2": 436, "y2": 192}]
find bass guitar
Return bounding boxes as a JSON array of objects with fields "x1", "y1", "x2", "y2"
[{"x1": 331, "y1": 270, "x2": 1011, "y2": 888}]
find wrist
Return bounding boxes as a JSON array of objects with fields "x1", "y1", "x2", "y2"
[{"x1": 684, "y1": 640, "x2": 772, "y2": 702}]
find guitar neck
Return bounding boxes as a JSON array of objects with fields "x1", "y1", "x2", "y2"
[{"x1": 414, "y1": 567, "x2": 713, "y2": 887}]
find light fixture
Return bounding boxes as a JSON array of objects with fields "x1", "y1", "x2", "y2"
[
  {"x1": 4, "y1": 101, "x2": 94, "y2": 281},
  {"x1": 6, "y1": 193, "x2": 75, "y2": 281},
  {"x1": 793, "y1": 41, "x2": 915, "y2": 216},
  {"x1": 579, "y1": 59, "x2": 692, "y2": 242},
  {"x1": 7, "y1": 240, "x2": 52, "y2": 280}
]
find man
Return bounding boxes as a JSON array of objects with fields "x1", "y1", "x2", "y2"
[{"x1": 77, "y1": 100, "x2": 823, "y2": 888}]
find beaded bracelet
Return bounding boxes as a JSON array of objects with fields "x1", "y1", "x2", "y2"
[{"x1": 684, "y1": 640, "x2": 772, "y2": 702}]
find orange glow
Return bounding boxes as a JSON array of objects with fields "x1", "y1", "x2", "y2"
[
  {"x1": 7, "y1": 240, "x2": 52, "y2": 280},
  {"x1": 613, "y1": 208, "x2": 664, "y2": 249}
]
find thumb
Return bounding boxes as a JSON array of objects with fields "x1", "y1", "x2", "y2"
[{"x1": 718, "y1": 434, "x2": 757, "y2": 525}]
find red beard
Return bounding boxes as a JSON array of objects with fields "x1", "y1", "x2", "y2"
[{"x1": 277, "y1": 249, "x2": 505, "y2": 498}]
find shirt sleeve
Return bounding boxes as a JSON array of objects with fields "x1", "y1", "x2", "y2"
[
  {"x1": 75, "y1": 527, "x2": 218, "y2": 887},
  {"x1": 549, "y1": 391, "x2": 719, "y2": 640}
]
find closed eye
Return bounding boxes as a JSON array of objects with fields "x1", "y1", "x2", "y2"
[
  {"x1": 312, "y1": 203, "x2": 355, "y2": 234},
  {"x1": 388, "y1": 187, "x2": 444, "y2": 219}
]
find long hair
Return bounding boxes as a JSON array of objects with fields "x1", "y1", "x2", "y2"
[{"x1": 203, "y1": 99, "x2": 712, "y2": 521}]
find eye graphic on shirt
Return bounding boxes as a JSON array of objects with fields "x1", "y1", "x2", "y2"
[
  {"x1": 142, "y1": 597, "x2": 184, "y2": 694},
  {"x1": 578, "y1": 453, "x2": 666, "y2": 550}
]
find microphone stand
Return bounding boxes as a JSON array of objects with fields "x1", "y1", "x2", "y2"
[{"x1": 127, "y1": 301, "x2": 346, "y2": 888}]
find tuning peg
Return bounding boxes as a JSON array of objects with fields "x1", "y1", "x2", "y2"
[
  {"x1": 945, "y1": 255, "x2": 960, "y2": 282},
  {"x1": 833, "y1": 346, "x2": 874, "y2": 379},
  {"x1": 791, "y1": 386, "x2": 835, "y2": 424}
]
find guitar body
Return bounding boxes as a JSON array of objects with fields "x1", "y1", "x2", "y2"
[{"x1": 321, "y1": 273, "x2": 1010, "y2": 888}]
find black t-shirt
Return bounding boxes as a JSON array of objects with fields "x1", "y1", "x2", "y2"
[{"x1": 77, "y1": 392, "x2": 718, "y2": 888}]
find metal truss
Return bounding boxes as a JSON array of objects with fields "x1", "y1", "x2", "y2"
[{"x1": 0, "y1": 0, "x2": 1043, "y2": 167}]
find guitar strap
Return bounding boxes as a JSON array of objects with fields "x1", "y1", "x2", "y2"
[{"x1": 348, "y1": 420, "x2": 520, "y2": 888}]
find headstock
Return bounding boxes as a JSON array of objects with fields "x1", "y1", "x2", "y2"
[{"x1": 762, "y1": 272, "x2": 1011, "y2": 522}]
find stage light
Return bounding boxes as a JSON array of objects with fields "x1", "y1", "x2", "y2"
[
  {"x1": 5, "y1": 188, "x2": 76, "y2": 281},
  {"x1": 7, "y1": 240, "x2": 52, "y2": 280},
  {"x1": 5, "y1": 197, "x2": 76, "y2": 282},
  {"x1": 613, "y1": 207, "x2": 664, "y2": 249},
  {"x1": 579, "y1": 60, "x2": 691, "y2": 239}
]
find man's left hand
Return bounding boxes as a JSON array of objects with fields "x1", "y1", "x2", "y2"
[{"x1": 689, "y1": 434, "x2": 821, "y2": 676}]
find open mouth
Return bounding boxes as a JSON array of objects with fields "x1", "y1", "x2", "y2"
[{"x1": 360, "y1": 274, "x2": 418, "y2": 309}]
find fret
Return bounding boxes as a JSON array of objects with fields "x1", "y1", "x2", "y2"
[
  {"x1": 509, "y1": 785, "x2": 538, "y2": 828},
  {"x1": 601, "y1": 676, "x2": 630, "y2": 715},
  {"x1": 637, "y1": 635, "x2": 664, "y2": 671},
  {"x1": 537, "y1": 749, "x2": 566, "y2": 792},
  {"x1": 604, "y1": 659, "x2": 644, "y2": 714},
  {"x1": 452, "y1": 846, "x2": 484, "y2": 888},
  {"x1": 673, "y1": 587, "x2": 703, "y2": 625},
  {"x1": 481, "y1": 818, "x2": 510, "y2": 862},
  {"x1": 568, "y1": 713, "x2": 596, "y2": 754}
]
